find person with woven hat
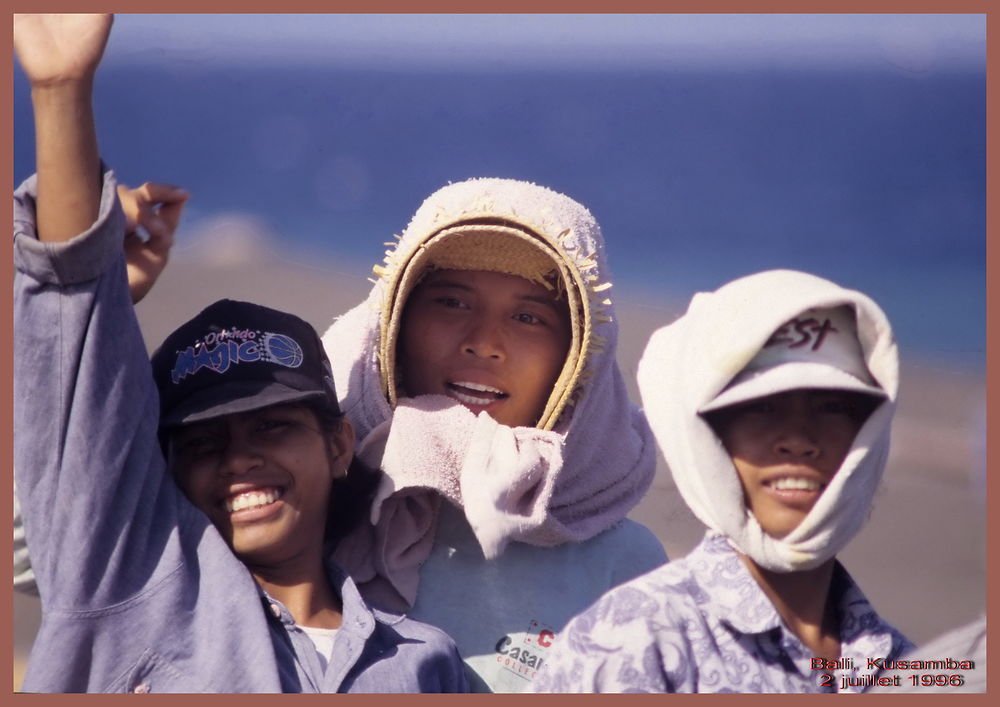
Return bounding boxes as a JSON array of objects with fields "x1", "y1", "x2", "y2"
[
  {"x1": 13, "y1": 13, "x2": 467, "y2": 693},
  {"x1": 322, "y1": 181, "x2": 667, "y2": 689},
  {"x1": 533, "y1": 269, "x2": 913, "y2": 693}
]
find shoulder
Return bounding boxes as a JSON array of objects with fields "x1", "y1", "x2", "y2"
[
  {"x1": 598, "y1": 518, "x2": 665, "y2": 547},
  {"x1": 582, "y1": 518, "x2": 669, "y2": 579},
  {"x1": 334, "y1": 563, "x2": 458, "y2": 651},
  {"x1": 368, "y1": 608, "x2": 469, "y2": 691},
  {"x1": 580, "y1": 518, "x2": 667, "y2": 558},
  {"x1": 369, "y1": 604, "x2": 465, "y2": 665},
  {"x1": 372, "y1": 607, "x2": 457, "y2": 646}
]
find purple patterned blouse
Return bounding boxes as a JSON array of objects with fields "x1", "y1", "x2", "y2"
[{"x1": 531, "y1": 532, "x2": 912, "y2": 693}]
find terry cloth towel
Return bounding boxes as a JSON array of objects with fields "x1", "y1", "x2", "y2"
[
  {"x1": 637, "y1": 269, "x2": 899, "y2": 572},
  {"x1": 325, "y1": 178, "x2": 656, "y2": 609}
]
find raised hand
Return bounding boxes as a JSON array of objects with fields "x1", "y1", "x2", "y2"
[
  {"x1": 13, "y1": 13, "x2": 113, "y2": 87},
  {"x1": 15, "y1": 14, "x2": 114, "y2": 243},
  {"x1": 119, "y1": 182, "x2": 190, "y2": 304}
]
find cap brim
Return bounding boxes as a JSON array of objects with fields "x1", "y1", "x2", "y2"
[
  {"x1": 698, "y1": 362, "x2": 886, "y2": 414},
  {"x1": 160, "y1": 380, "x2": 330, "y2": 427}
]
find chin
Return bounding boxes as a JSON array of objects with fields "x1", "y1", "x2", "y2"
[
  {"x1": 229, "y1": 533, "x2": 289, "y2": 562},
  {"x1": 757, "y1": 514, "x2": 808, "y2": 540}
]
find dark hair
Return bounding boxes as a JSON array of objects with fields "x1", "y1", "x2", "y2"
[{"x1": 306, "y1": 402, "x2": 382, "y2": 549}]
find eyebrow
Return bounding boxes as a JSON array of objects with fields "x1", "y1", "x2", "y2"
[
  {"x1": 517, "y1": 293, "x2": 565, "y2": 314},
  {"x1": 421, "y1": 278, "x2": 473, "y2": 293},
  {"x1": 422, "y1": 278, "x2": 564, "y2": 314}
]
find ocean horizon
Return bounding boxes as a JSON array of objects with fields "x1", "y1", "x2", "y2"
[{"x1": 14, "y1": 64, "x2": 985, "y2": 369}]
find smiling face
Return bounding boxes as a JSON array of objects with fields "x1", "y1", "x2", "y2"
[
  {"x1": 704, "y1": 389, "x2": 877, "y2": 539},
  {"x1": 397, "y1": 269, "x2": 572, "y2": 428},
  {"x1": 170, "y1": 403, "x2": 354, "y2": 567}
]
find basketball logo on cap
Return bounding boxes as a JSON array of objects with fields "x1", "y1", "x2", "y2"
[{"x1": 262, "y1": 333, "x2": 304, "y2": 368}]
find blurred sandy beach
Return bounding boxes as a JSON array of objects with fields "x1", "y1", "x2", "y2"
[{"x1": 13, "y1": 239, "x2": 985, "y2": 690}]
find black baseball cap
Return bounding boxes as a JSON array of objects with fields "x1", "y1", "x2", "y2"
[{"x1": 151, "y1": 299, "x2": 341, "y2": 427}]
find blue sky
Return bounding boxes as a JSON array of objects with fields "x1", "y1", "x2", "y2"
[
  {"x1": 107, "y1": 13, "x2": 985, "y2": 72},
  {"x1": 12, "y1": 11, "x2": 986, "y2": 365}
]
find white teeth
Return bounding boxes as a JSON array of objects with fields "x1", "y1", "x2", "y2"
[
  {"x1": 448, "y1": 381, "x2": 506, "y2": 407},
  {"x1": 771, "y1": 478, "x2": 821, "y2": 491},
  {"x1": 452, "y1": 381, "x2": 504, "y2": 395},
  {"x1": 224, "y1": 488, "x2": 281, "y2": 513},
  {"x1": 450, "y1": 390, "x2": 496, "y2": 406}
]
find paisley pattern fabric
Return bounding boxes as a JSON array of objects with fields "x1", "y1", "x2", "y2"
[{"x1": 532, "y1": 532, "x2": 912, "y2": 693}]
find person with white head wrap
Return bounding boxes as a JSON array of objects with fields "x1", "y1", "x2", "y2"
[
  {"x1": 651, "y1": 269, "x2": 897, "y2": 570},
  {"x1": 323, "y1": 177, "x2": 666, "y2": 692},
  {"x1": 533, "y1": 269, "x2": 913, "y2": 693}
]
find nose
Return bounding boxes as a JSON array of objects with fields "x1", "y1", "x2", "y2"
[
  {"x1": 461, "y1": 318, "x2": 505, "y2": 360},
  {"x1": 218, "y1": 434, "x2": 262, "y2": 477},
  {"x1": 773, "y1": 421, "x2": 820, "y2": 459}
]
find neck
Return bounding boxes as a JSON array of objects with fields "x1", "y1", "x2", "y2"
[
  {"x1": 247, "y1": 553, "x2": 343, "y2": 630},
  {"x1": 740, "y1": 554, "x2": 841, "y2": 660}
]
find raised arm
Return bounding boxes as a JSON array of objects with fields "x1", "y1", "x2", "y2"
[
  {"x1": 13, "y1": 15, "x2": 191, "y2": 605},
  {"x1": 13, "y1": 13, "x2": 112, "y2": 243},
  {"x1": 12, "y1": 11, "x2": 178, "y2": 607}
]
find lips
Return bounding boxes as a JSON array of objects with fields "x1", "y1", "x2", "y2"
[
  {"x1": 761, "y1": 473, "x2": 827, "y2": 509},
  {"x1": 446, "y1": 380, "x2": 509, "y2": 407},
  {"x1": 768, "y1": 477, "x2": 823, "y2": 492}
]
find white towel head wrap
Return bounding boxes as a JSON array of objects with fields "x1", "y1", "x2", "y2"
[
  {"x1": 324, "y1": 178, "x2": 655, "y2": 608},
  {"x1": 638, "y1": 269, "x2": 898, "y2": 572}
]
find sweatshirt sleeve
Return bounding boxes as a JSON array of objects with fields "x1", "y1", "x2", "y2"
[{"x1": 13, "y1": 169, "x2": 189, "y2": 609}]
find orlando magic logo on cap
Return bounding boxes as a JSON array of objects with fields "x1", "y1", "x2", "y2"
[{"x1": 152, "y1": 299, "x2": 341, "y2": 427}]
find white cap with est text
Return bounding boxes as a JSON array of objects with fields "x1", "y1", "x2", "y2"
[{"x1": 699, "y1": 305, "x2": 885, "y2": 413}]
